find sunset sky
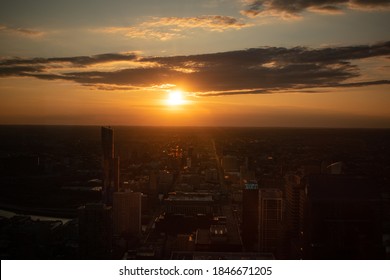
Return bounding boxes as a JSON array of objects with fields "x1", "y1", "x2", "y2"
[{"x1": 0, "y1": 0, "x2": 389, "y2": 127}]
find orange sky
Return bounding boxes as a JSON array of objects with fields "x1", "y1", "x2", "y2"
[
  {"x1": 1, "y1": 76, "x2": 389, "y2": 127},
  {"x1": 0, "y1": 1, "x2": 389, "y2": 127}
]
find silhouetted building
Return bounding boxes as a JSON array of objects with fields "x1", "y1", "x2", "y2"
[
  {"x1": 113, "y1": 156, "x2": 120, "y2": 190},
  {"x1": 78, "y1": 203, "x2": 112, "y2": 259},
  {"x1": 195, "y1": 225, "x2": 229, "y2": 251},
  {"x1": 155, "y1": 212, "x2": 211, "y2": 235},
  {"x1": 279, "y1": 174, "x2": 305, "y2": 259},
  {"x1": 299, "y1": 174, "x2": 384, "y2": 259},
  {"x1": 242, "y1": 182, "x2": 259, "y2": 251},
  {"x1": 101, "y1": 126, "x2": 114, "y2": 159},
  {"x1": 101, "y1": 126, "x2": 120, "y2": 205},
  {"x1": 258, "y1": 188, "x2": 283, "y2": 254},
  {"x1": 158, "y1": 170, "x2": 174, "y2": 193},
  {"x1": 194, "y1": 223, "x2": 241, "y2": 252},
  {"x1": 113, "y1": 191, "x2": 142, "y2": 237}
]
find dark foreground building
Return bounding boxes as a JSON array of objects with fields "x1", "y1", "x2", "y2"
[
  {"x1": 78, "y1": 203, "x2": 112, "y2": 259},
  {"x1": 291, "y1": 174, "x2": 384, "y2": 259},
  {"x1": 242, "y1": 187, "x2": 259, "y2": 251}
]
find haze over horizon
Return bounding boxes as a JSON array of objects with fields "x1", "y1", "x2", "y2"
[{"x1": 1, "y1": 0, "x2": 389, "y2": 127}]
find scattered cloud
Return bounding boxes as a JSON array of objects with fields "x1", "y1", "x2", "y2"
[
  {"x1": 0, "y1": 24, "x2": 45, "y2": 37},
  {"x1": 101, "y1": 26, "x2": 181, "y2": 41},
  {"x1": 0, "y1": 41, "x2": 389, "y2": 96},
  {"x1": 142, "y1": 15, "x2": 251, "y2": 31},
  {"x1": 240, "y1": 0, "x2": 390, "y2": 18},
  {"x1": 350, "y1": 0, "x2": 390, "y2": 10},
  {"x1": 99, "y1": 15, "x2": 252, "y2": 40}
]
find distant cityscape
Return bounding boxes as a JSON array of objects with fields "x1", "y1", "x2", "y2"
[{"x1": 0, "y1": 125, "x2": 389, "y2": 260}]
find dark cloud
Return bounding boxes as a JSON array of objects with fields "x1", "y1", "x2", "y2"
[
  {"x1": 353, "y1": 0, "x2": 390, "y2": 6},
  {"x1": 241, "y1": 0, "x2": 390, "y2": 17},
  {"x1": 0, "y1": 41, "x2": 389, "y2": 96},
  {"x1": 329, "y1": 79, "x2": 390, "y2": 87},
  {"x1": 0, "y1": 53, "x2": 138, "y2": 67},
  {"x1": 0, "y1": 65, "x2": 43, "y2": 76}
]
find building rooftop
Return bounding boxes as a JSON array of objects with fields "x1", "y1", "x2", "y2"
[{"x1": 165, "y1": 193, "x2": 213, "y2": 202}]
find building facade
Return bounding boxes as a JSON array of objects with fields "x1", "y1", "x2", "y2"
[
  {"x1": 78, "y1": 203, "x2": 112, "y2": 259},
  {"x1": 101, "y1": 126, "x2": 119, "y2": 205},
  {"x1": 113, "y1": 191, "x2": 142, "y2": 236},
  {"x1": 258, "y1": 188, "x2": 283, "y2": 254}
]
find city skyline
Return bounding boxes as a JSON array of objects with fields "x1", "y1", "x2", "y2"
[
  {"x1": 1, "y1": 125, "x2": 388, "y2": 259},
  {"x1": 0, "y1": 0, "x2": 389, "y2": 127}
]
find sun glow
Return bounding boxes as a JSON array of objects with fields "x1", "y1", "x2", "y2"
[{"x1": 167, "y1": 89, "x2": 185, "y2": 106}]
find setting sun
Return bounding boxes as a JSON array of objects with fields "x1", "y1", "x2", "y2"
[{"x1": 167, "y1": 90, "x2": 185, "y2": 106}]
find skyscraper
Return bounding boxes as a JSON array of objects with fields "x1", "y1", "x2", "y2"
[
  {"x1": 113, "y1": 191, "x2": 142, "y2": 237},
  {"x1": 300, "y1": 174, "x2": 384, "y2": 259},
  {"x1": 242, "y1": 182, "x2": 259, "y2": 251},
  {"x1": 258, "y1": 188, "x2": 283, "y2": 254},
  {"x1": 101, "y1": 126, "x2": 119, "y2": 205},
  {"x1": 78, "y1": 203, "x2": 112, "y2": 259},
  {"x1": 101, "y1": 126, "x2": 114, "y2": 160}
]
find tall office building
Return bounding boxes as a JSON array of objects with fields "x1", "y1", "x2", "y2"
[
  {"x1": 78, "y1": 203, "x2": 112, "y2": 259},
  {"x1": 113, "y1": 191, "x2": 142, "y2": 236},
  {"x1": 101, "y1": 126, "x2": 119, "y2": 205},
  {"x1": 113, "y1": 156, "x2": 120, "y2": 191},
  {"x1": 284, "y1": 175, "x2": 304, "y2": 237},
  {"x1": 299, "y1": 174, "x2": 384, "y2": 259},
  {"x1": 258, "y1": 188, "x2": 283, "y2": 254},
  {"x1": 281, "y1": 174, "x2": 305, "y2": 259},
  {"x1": 101, "y1": 126, "x2": 114, "y2": 159},
  {"x1": 242, "y1": 181, "x2": 259, "y2": 251}
]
